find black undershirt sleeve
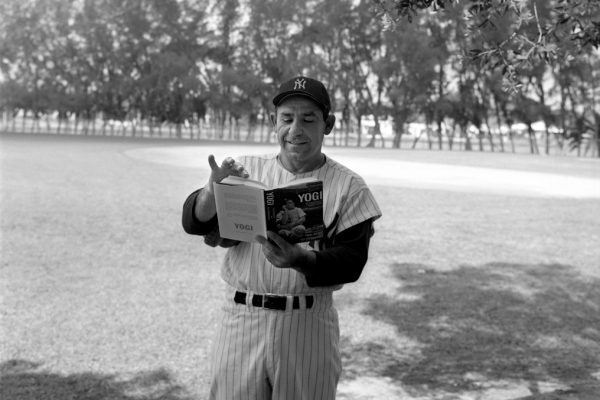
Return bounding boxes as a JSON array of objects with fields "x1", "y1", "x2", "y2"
[
  {"x1": 181, "y1": 189, "x2": 218, "y2": 235},
  {"x1": 303, "y1": 219, "x2": 374, "y2": 287},
  {"x1": 182, "y1": 188, "x2": 375, "y2": 287}
]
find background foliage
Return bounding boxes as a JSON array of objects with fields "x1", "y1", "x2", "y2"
[{"x1": 0, "y1": 0, "x2": 598, "y2": 155}]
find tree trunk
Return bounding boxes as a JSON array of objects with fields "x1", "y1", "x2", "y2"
[
  {"x1": 426, "y1": 125, "x2": 433, "y2": 150},
  {"x1": 367, "y1": 118, "x2": 384, "y2": 148},
  {"x1": 596, "y1": 126, "x2": 600, "y2": 158},
  {"x1": 32, "y1": 114, "x2": 38, "y2": 134},
  {"x1": 74, "y1": 115, "x2": 79, "y2": 135},
  {"x1": 82, "y1": 116, "x2": 88, "y2": 135},
  {"x1": 527, "y1": 124, "x2": 539, "y2": 154},
  {"x1": 493, "y1": 98, "x2": 505, "y2": 153},
  {"x1": 535, "y1": 79, "x2": 551, "y2": 155},
  {"x1": 393, "y1": 132, "x2": 403, "y2": 148},
  {"x1": 65, "y1": 114, "x2": 71, "y2": 134},
  {"x1": 344, "y1": 118, "x2": 350, "y2": 147},
  {"x1": 393, "y1": 119, "x2": 403, "y2": 149},
  {"x1": 356, "y1": 115, "x2": 362, "y2": 147},
  {"x1": 505, "y1": 126, "x2": 515, "y2": 153},
  {"x1": 367, "y1": 127, "x2": 375, "y2": 147},
  {"x1": 447, "y1": 122, "x2": 456, "y2": 150},
  {"x1": 484, "y1": 116, "x2": 495, "y2": 152},
  {"x1": 463, "y1": 127, "x2": 472, "y2": 151},
  {"x1": 411, "y1": 129, "x2": 423, "y2": 149},
  {"x1": 557, "y1": 84, "x2": 569, "y2": 153},
  {"x1": 246, "y1": 117, "x2": 253, "y2": 142},
  {"x1": 259, "y1": 119, "x2": 264, "y2": 142},
  {"x1": 218, "y1": 112, "x2": 225, "y2": 139},
  {"x1": 11, "y1": 110, "x2": 17, "y2": 132},
  {"x1": 22, "y1": 110, "x2": 27, "y2": 133},
  {"x1": 228, "y1": 114, "x2": 233, "y2": 140}
]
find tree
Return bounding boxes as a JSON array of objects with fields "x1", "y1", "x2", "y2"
[
  {"x1": 374, "y1": 0, "x2": 600, "y2": 92},
  {"x1": 377, "y1": 18, "x2": 438, "y2": 148}
]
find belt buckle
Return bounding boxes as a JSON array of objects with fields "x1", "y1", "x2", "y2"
[{"x1": 263, "y1": 295, "x2": 276, "y2": 310}]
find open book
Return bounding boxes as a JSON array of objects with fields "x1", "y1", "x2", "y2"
[{"x1": 213, "y1": 176, "x2": 324, "y2": 243}]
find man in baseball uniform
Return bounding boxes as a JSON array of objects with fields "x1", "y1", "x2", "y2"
[
  {"x1": 182, "y1": 76, "x2": 382, "y2": 399},
  {"x1": 276, "y1": 198, "x2": 307, "y2": 241}
]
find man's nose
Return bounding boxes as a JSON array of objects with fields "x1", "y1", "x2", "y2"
[{"x1": 289, "y1": 119, "x2": 303, "y2": 135}]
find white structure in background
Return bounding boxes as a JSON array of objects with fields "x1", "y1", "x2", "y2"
[
  {"x1": 356, "y1": 115, "x2": 561, "y2": 142},
  {"x1": 360, "y1": 115, "x2": 394, "y2": 138},
  {"x1": 509, "y1": 121, "x2": 561, "y2": 138}
]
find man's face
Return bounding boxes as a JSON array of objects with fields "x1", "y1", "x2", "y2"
[{"x1": 271, "y1": 96, "x2": 334, "y2": 172}]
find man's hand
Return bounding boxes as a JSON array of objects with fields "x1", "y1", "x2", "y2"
[
  {"x1": 255, "y1": 231, "x2": 315, "y2": 271},
  {"x1": 205, "y1": 154, "x2": 249, "y2": 193},
  {"x1": 194, "y1": 155, "x2": 249, "y2": 222},
  {"x1": 204, "y1": 225, "x2": 240, "y2": 248}
]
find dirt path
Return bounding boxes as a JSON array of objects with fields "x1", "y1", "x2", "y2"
[{"x1": 125, "y1": 146, "x2": 600, "y2": 199}]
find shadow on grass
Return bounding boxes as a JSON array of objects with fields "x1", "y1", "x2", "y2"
[
  {"x1": 0, "y1": 359, "x2": 193, "y2": 400},
  {"x1": 342, "y1": 262, "x2": 600, "y2": 394}
]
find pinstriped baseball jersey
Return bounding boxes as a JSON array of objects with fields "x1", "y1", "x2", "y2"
[{"x1": 220, "y1": 153, "x2": 382, "y2": 295}]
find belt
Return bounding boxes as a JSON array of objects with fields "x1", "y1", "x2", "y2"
[{"x1": 234, "y1": 291, "x2": 314, "y2": 311}]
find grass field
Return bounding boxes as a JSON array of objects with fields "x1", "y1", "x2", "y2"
[{"x1": 1, "y1": 133, "x2": 600, "y2": 400}]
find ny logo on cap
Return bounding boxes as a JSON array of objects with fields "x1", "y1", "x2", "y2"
[{"x1": 294, "y1": 78, "x2": 306, "y2": 90}]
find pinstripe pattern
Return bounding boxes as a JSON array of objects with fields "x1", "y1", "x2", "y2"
[
  {"x1": 209, "y1": 293, "x2": 340, "y2": 400},
  {"x1": 221, "y1": 153, "x2": 382, "y2": 295},
  {"x1": 208, "y1": 153, "x2": 380, "y2": 400}
]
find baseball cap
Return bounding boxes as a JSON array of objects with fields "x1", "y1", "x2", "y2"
[{"x1": 272, "y1": 76, "x2": 331, "y2": 115}]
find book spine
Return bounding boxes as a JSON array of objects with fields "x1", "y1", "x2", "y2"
[{"x1": 263, "y1": 189, "x2": 277, "y2": 232}]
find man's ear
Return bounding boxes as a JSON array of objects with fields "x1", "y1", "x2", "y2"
[
  {"x1": 324, "y1": 114, "x2": 336, "y2": 136},
  {"x1": 269, "y1": 112, "x2": 277, "y2": 127}
]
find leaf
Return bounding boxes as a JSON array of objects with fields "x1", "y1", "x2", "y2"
[{"x1": 558, "y1": 15, "x2": 571, "y2": 25}]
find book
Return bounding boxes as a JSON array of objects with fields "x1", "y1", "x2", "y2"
[{"x1": 213, "y1": 176, "x2": 324, "y2": 244}]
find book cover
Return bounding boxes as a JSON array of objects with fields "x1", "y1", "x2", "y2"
[{"x1": 213, "y1": 176, "x2": 324, "y2": 244}]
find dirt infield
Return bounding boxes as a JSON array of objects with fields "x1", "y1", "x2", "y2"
[
  {"x1": 2, "y1": 134, "x2": 599, "y2": 399},
  {"x1": 126, "y1": 145, "x2": 600, "y2": 199}
]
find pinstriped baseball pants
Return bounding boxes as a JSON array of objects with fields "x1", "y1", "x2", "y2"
[{"x1": 208, "y1": 291, "x2": 341, "y2": 400}]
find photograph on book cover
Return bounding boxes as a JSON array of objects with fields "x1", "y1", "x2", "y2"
[{"x1": 266, "y1": 184, "x2": 324, "y2": 244}]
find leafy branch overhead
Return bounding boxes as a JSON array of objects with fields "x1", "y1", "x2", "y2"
[{"x1": 374, "y1": 0, "x2": 600, "y2": 91}]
